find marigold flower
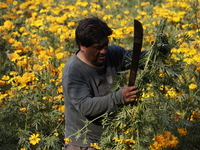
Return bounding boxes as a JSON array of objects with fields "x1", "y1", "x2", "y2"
[
  {"x1": 106, "y1": 4, "x2": 111, "y2": 9},
  {"x1": 3, "y1": 20, "x2": 14, "y2": 30},
  {"x1": 58, "y1": 105, "x2": 65, "y2": 113},
  {"x1": 6, "y1": 0, "x2": 13, "y2": 4},
  {"x1": 82, "y1": 10, "x2": 88, "y2": 16},
  {"x1": 29, "y1": 133, "x2": 40, "y2": 145},
  {"x1": 141, "y1": 2, "x2": 150, "y2": 6},
  {"x1": 0, "y1": 2, "x2": 8, "y2": 8},
  {"x1": 196, "y1": 67, "x2": 200, "y2": 73},
  {"x1": 64, "y1": 138, "x2": 72, "y2": 144},
  {"x1": 2, "y1": 75, "x2": 10, "y2": 81},
  {"x1": 19, "y1": 107, "x2": 27, "y2": 112},
  {"x1": 178, "y1": 128, "x2": 187, "y2": 136},
  {"x1": 150, "y1": 131, "x2": 178, "y2": 149},
  {"x1": 67, "y1": 22, "x2": 75, "y2": 28},
  {"x1": 9, "y1": 71, "x2": 18, "y2": 76},
  {"x1": 114, "y1": 2, "x2": 120, "y2": 5},
  {"x1": 13, "y1": 1, "x2": 18, "y2": 5},
  {"x1": 54, "y1": 132, "x2": 59, "y2": 136},
  {"x1": 90, "y1": 143, "x2": 101, "y2": 149},
  {"x1": 75, "y1": 1, "x2": 88, "y2": 7},
  {"x1": 0, "y1": 80, "x2": 6, "y2": 86},
  {"x1": 124, "y1": 10, "x2": 130, "y2": 15},
  {"x1": 189, "y1": 83, "x2": 197, "y2": 89},
  {"x1": 56, "y1": 52, "x2": 65, "y2": 59}
]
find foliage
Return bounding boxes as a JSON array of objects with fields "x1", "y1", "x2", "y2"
[
  {"x1": 100, "y1": 18, "x2": 200, "y2": 149},
  {"x1": 0, "y1": 0, "x2": 199, "y2": 149}
]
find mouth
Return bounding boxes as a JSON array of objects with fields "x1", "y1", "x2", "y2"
[
  {"x1": 98, "y1": 56, "x2": 105, "y2": 60},
  {"x1": 98, "y1": 55, "x2": 106, "y2": 60}
]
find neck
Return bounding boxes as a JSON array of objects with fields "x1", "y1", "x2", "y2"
[{"x1": 76, "y1": 50, "x2": 93, "y2": 66}]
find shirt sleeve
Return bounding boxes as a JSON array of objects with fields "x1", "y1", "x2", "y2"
[{"x1": 107, "y1": 45, "x2": 147, "y2": 71}]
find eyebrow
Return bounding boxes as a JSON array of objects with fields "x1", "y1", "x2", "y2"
[{"x1": 93, "y1": 45, "x2": 108, "y2": 50}]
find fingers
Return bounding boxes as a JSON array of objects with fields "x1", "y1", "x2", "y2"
[{"x1": 122, "y1": 86, "x2": 139, "y2": 103}]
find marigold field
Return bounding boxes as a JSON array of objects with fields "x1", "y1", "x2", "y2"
[{"x1": 0, "y1": 0, "x2": 199, "y2": 150}]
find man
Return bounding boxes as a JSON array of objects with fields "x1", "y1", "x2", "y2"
[{"x1": 62, "y1": 17, "x2": 147, "y2": 150}]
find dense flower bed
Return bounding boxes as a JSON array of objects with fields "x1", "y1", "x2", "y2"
[{"x1": 0, "y1": 0, "x2": 199, "y2": 149}]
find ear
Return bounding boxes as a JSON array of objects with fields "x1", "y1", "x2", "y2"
[{"x1": 80, "y1": 45, "x2": 86, "y2": 52}]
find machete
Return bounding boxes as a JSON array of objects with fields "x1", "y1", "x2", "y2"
[{"x1": 128, "y1": 19, "x2": 143, "y2": 86}]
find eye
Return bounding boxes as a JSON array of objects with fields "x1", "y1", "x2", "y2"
[
  {"x1": 95, "y1": 46, "x2": 103, "y2": 50},
  {"x1": 95, "y1": 46, "x2": 108, "y2": 50}
]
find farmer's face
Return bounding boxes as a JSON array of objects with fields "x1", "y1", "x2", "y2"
[{"x1": 80, "y1": 42, "x2": 108, "y2": 67}]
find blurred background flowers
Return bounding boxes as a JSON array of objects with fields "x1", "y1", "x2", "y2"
[{"x1": 0, "y1": 0, "x2": 199, "y2": 149}]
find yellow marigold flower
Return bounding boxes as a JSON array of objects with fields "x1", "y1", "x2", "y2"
[
  {"x1": 116, "y1": 14, "x2": 121, "y2": 18},
  {"x1": 67, "y1": 22, "x2": 75, "y2": 28},
  {"x1": 31, "y1": 19, "x2": 43, "y2": 27},
  {"x1": 124, "y1": 10, "x2": 130, "y2": 15},
  {"x1": 113, "y1": 2, "x2": 120, "y2": 5},
  {"x1": 141, "y1": 2, "x2": 150, "y2": 6},
  {"x1": 184, "y1": 58, "x2": 194, "y2": 65},
  {"x1": 58, "y1": 116, "x2": 64, "y2": 121},
  {"x1": 82, "y1": 10, "x2": 88, "y2": 16},
  {"x1": 56, "y1": 52, "x2": 65, "y2": 59},
  {"x1": 125, "y1": 139, "x2": 136, "y2": 144},
  {"x1": 20, "y1": 107, "x2": 27, "y2": 112},
  {"x1": 137, "y1": 10, "x2": 147, "y2": 15},
  {"x1": 189, "y1": 83, "x2": 197, "y2": 90},
  {"x1": 2, "y1": 75, "x2": 10, "y2": 81},
  {"x1": 54, "y1": 132, "x2": 59, "y2": 136},
  {"x1": 166, "y1": 88, "x2": 176, "y2": 98},
  {"x1": 90, "y1": 143, "x2": 101, "y2": 149},
  {"x1": 103, "y1": 15, "x2": 113, "y2": 21},
  {"x1": 20, "y1": 148, "x2": 26, "y2": 150},
  {"x1": 17, "y1": 59, "x2": 27, "y2": 67},
  {"x1": 178, "y1": 128, "x2": 187, "y2": 136},
  {"x1": 58, "y1": 105, "x2": 65, "y2": 113},
  {"x1": 0, "y1": 2, "x2": 8, "y2": 8},
  {"x1": 7, "y1": 38, "x2": 15, "y2": 44},
  {"x1": 90, "y1": 8, "x2": 96, "y2": 13},
  {"x1": 3, "y1": 20, "x2": 14, "y2": 30},
  {"x1": 0, "y1": 93, "x2": 8, "y2": 100},
  {"x1": 106, "y1": 4, "x2": 111, "y2": 9},
  {"x1": 33, "y1": 64, "x2": 43, "y2": 71},
  {"x1": 13, "y1": 1, "x2": 18, "y2": 5},
  {"x1": 29, "y1": 133, "x2": 40, "y2": 145},
  {"x1": 64, "y1": 138, "x2": 72, "y2": 144},
  {"x1": 58, "y1": 85, "x2": 63, "y2": 93},
  {"x1": 19, "y1": 27, "x2": 25, "y2": 33},
  {"x1": 172, "y1": 16, "x2": 181, "y2": 23},
  {"x1": 75, "y1": 1, "x2": 88, "y2": 7},
  {"x1": 10, "y1": 71, "x2": 18, "y2": 76}
]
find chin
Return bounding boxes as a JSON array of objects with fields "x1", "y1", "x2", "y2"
[{"x1": 94, "y1": 62, "x2": 104, "y2": 67}]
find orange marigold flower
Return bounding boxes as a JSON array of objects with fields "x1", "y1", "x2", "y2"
[
  {"x1": 178, "y1": 128, "x2": 187, "y2": 136},
  {"x1": 64, "y1": 138, "x2": 72, "y2": 144}
]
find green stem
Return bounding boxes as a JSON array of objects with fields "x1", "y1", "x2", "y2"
[{"x1": 67, "y1": 113, "x2": 108, "y2": 139}]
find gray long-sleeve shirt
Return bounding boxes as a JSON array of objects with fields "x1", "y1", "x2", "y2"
[{"x1": 62, "y1": 45, "x2": 146, "y2": 147}]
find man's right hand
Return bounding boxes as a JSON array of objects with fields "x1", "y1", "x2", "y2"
[{"x1": 122, "y1": 86, "x2": 139, "y2": 103}]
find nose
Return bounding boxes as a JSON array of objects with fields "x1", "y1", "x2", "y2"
[{"x1": 100, "y1": 47, "x2": 107, "y2": 55}]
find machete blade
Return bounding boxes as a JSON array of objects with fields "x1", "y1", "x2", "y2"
[{"x1": 128, "y1": 19, "x2": 143, "y2": 86}]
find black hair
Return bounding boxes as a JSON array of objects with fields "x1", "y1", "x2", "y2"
[{"x1": 75, "y1": 17, "x2": 112, "y2": 48}]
